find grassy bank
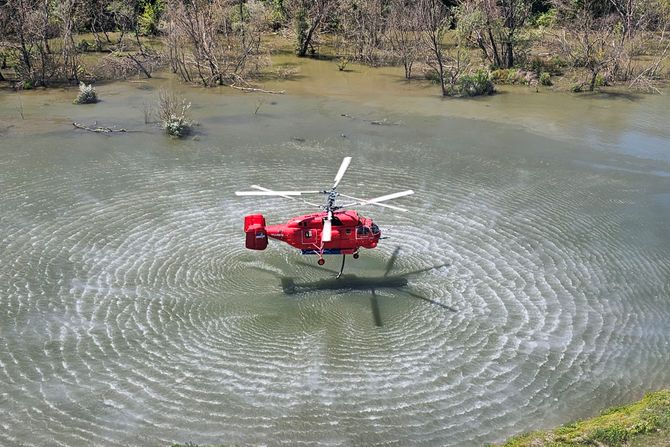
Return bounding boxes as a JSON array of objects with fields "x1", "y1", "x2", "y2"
[
  {"x1": 167, "y1": 391, "x2": 670, "y2": 447},
  {"x1": 498, "y1": 389, "x2": 670, "y2": 447}
]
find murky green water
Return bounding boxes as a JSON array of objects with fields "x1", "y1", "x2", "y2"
[{"x1": 1, "y1": 59, "x2": 669, "y2": 446}]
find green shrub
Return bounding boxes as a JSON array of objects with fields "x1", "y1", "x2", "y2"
[
  {"x1": 529, "y1": 57, "x2": 544, "y2": 76},
  {"x1": 539, "y1": 72, "x2": 552, "y2": 86},
  {"x1": 550, "y1": 56, "x2": 568, "y2": 68},
  {"x1": 491, "y1": 68, "x2": 523, "y2": 84},
  {"x1": 537, "y1": 55, "x2": 568, "y2": 75},
  {"x1": 77, "y1": 39, "x2": 91, "y2": 52},
  {"x1": 534, "y1": 8, "x2": 557, "y2": 28},
  {"x1": 269, "y1": 5, "x2": 286, "y2": 31},
  {"x1": 73, "y1": 82, "x2": 98, "y2": 104},
  {"x1": 499, "y1": 390, "x2": 670, "y2": 447},
  {"x1": 424, "y1": 69, "x2": 441, "y2": 84},
  {"x1": 456, "y1": 69, "x2": 495, "y2": 97},
  {"x1": 589, "y1": 425, "x2": 629, "y2": 446},
  {"x1": 139, "y1": 0, "x2": 164, "y2": 36}
]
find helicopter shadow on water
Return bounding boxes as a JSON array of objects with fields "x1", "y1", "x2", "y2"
[{"x1": 257, "y1": 247, "x2": 456, "y2": 327}]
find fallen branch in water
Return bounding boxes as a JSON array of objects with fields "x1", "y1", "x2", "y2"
[
  {"x1": 370, "y1": 118, "x2": 401, "y2": 126},
  {"x1": 341, "y1": 114, "x2": 402, "y2": 126},
  {"x1": 230, "y1": 84, "x2": 285, "y2": 94},
  {"x1": 72, "y1": 122, "x2": 128, "y2": 133},
  {"x1": 126, "y1": 54, "x2": 152, "y2": 79}
]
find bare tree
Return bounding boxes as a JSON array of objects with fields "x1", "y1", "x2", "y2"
[
  {"x1": 165, "y1": 0, "x2": 267, "y2": 87},
  {"x1": 1, "y1": 0, "x2": 58, "y2": 85},
  {"x1": 456, "y1": 0, "x2": 531, "y2": 69},
  {"x1": 551, "y1": 0, "x2": 625, "y2": 91},
  {"x1": 338, "y1": 0, "x2": 390, "y2": 64},
  {"x1": 107, "y1": 0, "x2": 146, "y2": 51},
  {"x1": 619, "y1": 0, "x2": 670, "y2": 91},
  {"x1": 419, "y1": 0, "x2": 451, "y2": 95},
  {"x1": 606, "y1": 0, "x2": 645, "y2": 41},
  {"x1": 82, "y1": 0, "x2": 114, "y2": 48},
  {"x1": 166, "y1": 0, "x2": 227, "y2": 85},
  {"x1": 55, "y1": 0, "x2": 80, "y2": 83},
  {"x1": 387, "y1": 0, "x2": 422, "y2": 79}
]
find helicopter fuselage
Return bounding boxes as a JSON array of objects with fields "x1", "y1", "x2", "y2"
[{"x1": 245, "y1": 210, "x2": 380, "y2": 256}]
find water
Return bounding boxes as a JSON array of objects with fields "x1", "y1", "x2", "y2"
[{"x1": 1, "y1": 61, "x2": 669, "y2": 446}]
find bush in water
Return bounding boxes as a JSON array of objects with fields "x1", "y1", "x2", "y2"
[{"x1": 73, "y1": 82, "x2": 98, "y2": 104}]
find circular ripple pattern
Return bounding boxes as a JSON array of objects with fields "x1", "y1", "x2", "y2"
[{"x1": 1, "y1": 139, "x2": 670, "y2": 447}]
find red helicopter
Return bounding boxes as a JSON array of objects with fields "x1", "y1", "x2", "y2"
[{"x1": 235, "y1": 157, "x2": 414, "y2": 277}]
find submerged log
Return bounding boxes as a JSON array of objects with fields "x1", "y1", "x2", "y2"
[
  {"x1": 230, "y1": 84, "x2": 285, "y2": 94},
  {"x1": 72, "y1": 122, "x2": 127, "y2": 133}
]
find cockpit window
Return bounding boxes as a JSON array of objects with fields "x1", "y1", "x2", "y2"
[
  {"x1": 357, "y1": 226, "x2": 371, "y2": 235},
  {"x1": 371, "y1": 223, "x2": 380, "y2": 234}
]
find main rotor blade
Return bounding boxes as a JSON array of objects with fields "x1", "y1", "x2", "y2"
[
  {"x1": 362, "y1": 190, "x2": 414, "y2": 205},
  {"x1": 332, "y1": 156, "x2": 352, "y2": 189},
  {"x1": 235, "y1": 190, "x2": 304, "y2": 196},
  {"x1": 251, "y1": 185, "x2": 321, "y2": 207},
  {"x1": 339, "y1": 193, "x2": 408, "y2": 212}
]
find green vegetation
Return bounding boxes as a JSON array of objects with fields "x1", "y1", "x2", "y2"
[
  {"x1": 452, "y1": 69, "x2": 495, "y2": 96},
  {"x1": 539, "y1": 72, "x2": 552, "y2": 86},
  {"x1": 491, "y1": 68, "x2": 533, "y2": 85},
  {"x1": 139, "y1": 0, "x2": 165, "y2": 36},
  {"x1": 498, "y1": 389, "x2": 670, "y2": 447},
  {"x1": 0, "y1": 0, "x2": 668, "y2": 95}
]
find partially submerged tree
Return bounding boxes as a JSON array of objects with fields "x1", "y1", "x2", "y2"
[
  {"x1": 418, "y1": 0, "x2": 493, "y2": 96},
  {"x1": 1, "y1": 0, "x2": 58, "y2": 86},
  {"x1": 456, "y1": 0, "x2": 532, "y2": 69},
  {"x1": 56, "y1": 0, "x2": 80, "y2": 83},
  {"x1": 286, "y1": 0, "x2": 337, "y2": 57},
  {"x1": 551, "y1": 0, "x2": 626, "y2": 91},
  {"x1": 419, "y1": 0, "x2": 452, "y2": 95},
  {"x1": 387, "y1": 0, "x2": 422, "y2": 78},
  {"x1": 165, "y1": 0, "x2": 267, "y2": 86},
  {"x1": 338, "y1": 0, "x2": 389, "y2": 64}
]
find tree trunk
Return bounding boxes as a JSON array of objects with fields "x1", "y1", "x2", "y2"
[
  {"x1": 505, "y1": 39, "x2": 514, "y2": 68},
  {"x1": 589, "y1": 70, "x2": 599, "y2": 91},
  {"x1": 298, "y1": 19, "x2": 320, "y2": 57},
  {"x1": 438, "y1": 60, "x2": 446, "y2": 95},
  {"x1": 134, "y1": 27, "x2": 144, "y2": 54},
  {"x1": 487, "y1": 27, "x2": 502, "y2": 68}
]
